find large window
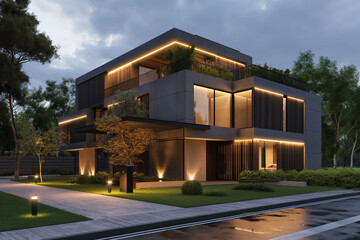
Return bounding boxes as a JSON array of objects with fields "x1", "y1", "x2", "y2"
[
  {"x1": 215, "y1": 90, "x2": 232, "y2": 127},
  {"x1": 234, "y1": 90, "x2": 252, "y2": 128},
  {"x1": 258, "y1": 141, "x2": 277, "y2": 170},
  {"x1": 194, "y1": 85, "x2": 214, "y2": 125},
  {"x1": 194, "y1": 85, "x2": 231, "y2": 127}
]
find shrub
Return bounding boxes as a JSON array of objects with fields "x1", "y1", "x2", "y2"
[
  {"x1": 203, "y1": 191, "x2": 225, "y2": 197},
  {"x1": 90, "y1": 172, "x2": 109, "y2": 184},
  {"x1": 181, "y1": 180, "x2": 203, "y2": 195},
  {"x1": 67, "y1": 178, "x2": 79, "y2": 184},
  {"x1": 238, "y1": 168, "x2": 360, "y2": 188},
  {"x1": 233, "y1": 183, "x2": 274, "y2": 192},
  {"x1": 78, "y1": 175, "x2": 90, "y2": 184}
]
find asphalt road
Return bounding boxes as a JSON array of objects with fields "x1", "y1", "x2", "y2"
[{"x1": 131, "y1": 196, "x2": 360, "y2": 240}]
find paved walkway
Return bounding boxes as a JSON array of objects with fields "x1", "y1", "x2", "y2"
[
  {"x1": 0, "y1": 179, "x2": 358, "y2": 240},
  {"x1": 0, "y1": 179, "x2": 179, "y2": 220}
]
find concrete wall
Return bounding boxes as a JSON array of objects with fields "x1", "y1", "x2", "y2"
[
  {"x1": 79, "y1": 149, "x2": 96, "y2": 176},
  {"x1": 184, "y1": 139, "x2": 206, "y2": 181}
]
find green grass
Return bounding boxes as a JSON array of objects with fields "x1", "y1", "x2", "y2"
[
  {"x1": 16, "y1": 179, "x2": 341, "y2": 208},
  {"x1": 0, "y1": 190, "x2": 90, "y2": 232}
]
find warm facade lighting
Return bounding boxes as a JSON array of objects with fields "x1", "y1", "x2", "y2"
[
  {"x1": 254, "y1": 87, "x2": 283, "y2": 97},
  {"x1": 287, "y1": 96, "x2": 305, "y2": 102},
  {"x1": 254, "y1": 138, "x2": 304, "y2": 145},
  {"x1": 108, "y1": 41, "x2": 245, "y2": 75},
  {"x1": 58, "y1": 115, "x2": 87, "y2": 125},
  {"x1": 80, "y1": 170, "x2": 84, "y2": 175},
  {"x1": 188, "y1": 175, "x2": 195, "y2": 181},
  {"x1": 30, "y1": 195, "x2": 38, "y2": 216},
  {"x1": 235, "y1": 138, "x2": 304, "y2": 145},
  {"x1": 234, "y1": 139, "x2": 253, "y2": 143}
]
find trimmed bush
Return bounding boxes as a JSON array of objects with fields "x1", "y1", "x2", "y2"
[
  {"x1": 181, "y1": 180, "x2": 203, "y2": 195},
  {"x1": 203, "y1": 191, "x2": 225, "y2": 197},
  {"x1": 239, "y1": 168, "x2": 360, "y2": 188},
  {"x1": 78, "y1": 175, "x2": 90, "y2": 184},
  {"x1": 233, "y1": 183, "x2": 274, "y2": 192},
  {"x1": 90, "y1": 172, "x2": 109, "y2": 184}
]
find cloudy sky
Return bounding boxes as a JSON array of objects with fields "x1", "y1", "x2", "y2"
[{"x1": 25, "y1": 0, "x2": 360, "y2": 88}]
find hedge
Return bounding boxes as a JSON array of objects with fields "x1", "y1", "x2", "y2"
[{"x1": 239, "y1": 168, "x2": 360, "y2": 188}]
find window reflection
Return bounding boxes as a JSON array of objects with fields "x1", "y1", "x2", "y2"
[
  {"x1": 234, "y1": 90, "x2": 252, "y2": 128},
  {"x1": 258, "y1": 141, "x2": 277, "y2": 170},
  {"x1": 215, "y1": 90, "x2": 232, "y2": 127},
  {"x1": 194, "y1": 85, "x2": 214, "y2": 125}
]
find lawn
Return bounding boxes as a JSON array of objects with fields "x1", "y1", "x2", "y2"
[
  {"x1": 0, "y1": 190, "x2": 90, "y2": 232},
  {"x1": 16, "y1": 179, "x2": 341, "y2": 208}
]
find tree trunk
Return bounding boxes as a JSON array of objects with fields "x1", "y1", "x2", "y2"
[
  {"x1": 38, "y1": 155, "x2": 43, "y2": 183},
  {"x1": 333, "y1": 153, "x2": 337, "y2": 168},
  {"x1": 8, "y1": 95, "x2": 20, "y2": 178},
  {"x1": 350, "y1": 131, "x2": 358, "y2": 168}
]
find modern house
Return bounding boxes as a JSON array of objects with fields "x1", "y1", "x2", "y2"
[{"x1": 58, "y1": 28, "x2": 321, "y2": 181}]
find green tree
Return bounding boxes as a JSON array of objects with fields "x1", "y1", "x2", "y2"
[
  {"x1": 343, "y1": 86, "x2": 360, "y2": 168},
  {"x1": 17, "y1": 114, "x2": 65, "y2": 183},
  {"x1": 165, "y1": 44, "x2": 196, "y2": 74},
  {"x1": 24, "y1": 78, "x2": 75, "y2": 131},
  {"x1": 0, "y1": 0, "x2": 58, "y2": 178},
  {"x1": 109, "y1": 89, "x2": 148, "y2": 118},
  {"x1": 95, "y1": 89, "x2": 154, "y2": 167},
  {"x1": 292, "y1": 51, "x2": 359, "y2": 168},
  {"x1": 96, "y1": 117, "x2": 154, "y2": 166},
  {"x1": 0, "y1": 97, "x2": 14, "y2": 154}
]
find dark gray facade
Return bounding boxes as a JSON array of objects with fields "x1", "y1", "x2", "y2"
[{"x1": 59, "y1": 29, "x2": 321, "y2": 180}]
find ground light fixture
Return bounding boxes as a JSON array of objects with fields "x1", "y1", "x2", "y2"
[
  {"x1": 34, "y1": 175, "x2": 39, "y2": 184},
  {"x1": 31, "y1": 195, "x2": 38, "y2": 216},
  {"x1": 107, "y1": 180, "x2": 112, "y2": 193}
]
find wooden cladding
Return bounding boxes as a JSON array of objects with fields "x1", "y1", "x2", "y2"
[
  {"x1": 59, "y1": 119, "x2": 86, "y2": 144},
  {"x1": 276, "y1": 143, "x2": 304, "y2": 171},
  {"x1": 77, "y1": 74, "x2": 104, "y2": 110},
  {"x1": 286, "y1": 98, "x2": 305, "y2": 133},
  {"x1": 254, "y1": 90, "x2": 283, "y2": 131},
  {"x1": 206, "y1": 141, "x2": 253, "y2": 181},
  {"x1": 207, "y1": 140, "x2": 304, "y2": 180}
]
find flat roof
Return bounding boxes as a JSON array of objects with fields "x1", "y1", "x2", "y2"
[{"x1": 76, "y1": 28, "x2": 252, "y2": 85}]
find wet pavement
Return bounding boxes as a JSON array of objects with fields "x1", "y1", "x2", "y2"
[{"x1": 134, "y1": 196, "x2": 360, "y2": 240}]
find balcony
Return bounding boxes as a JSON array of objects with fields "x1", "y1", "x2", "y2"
[
  {"x1": 232, "y1": 65, "x2": 309, "y2": 92},
  {"x1": 104, "y1": 62, "x2": 309, "y2": 98}
]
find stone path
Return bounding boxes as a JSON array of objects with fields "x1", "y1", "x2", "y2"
[{"x1": 0, "y1": 179, "x2": 358, "y2": 240}]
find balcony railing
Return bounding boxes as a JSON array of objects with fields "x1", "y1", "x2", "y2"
[
  {"x1": 104, "y1": 62, "x2": 309, "y2": 98},
  {"x1": 232, "y1": 65, "x2": 309, "y2": 92},
  {"x1": 104, "y1": 70, "x2": 160, "y2": 98}
]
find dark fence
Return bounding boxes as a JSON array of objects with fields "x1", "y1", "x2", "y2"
[{"x1": 0, "y1": 156, "x2": 77, "y2": 175}]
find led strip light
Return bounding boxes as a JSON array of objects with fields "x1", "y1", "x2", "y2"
[
  {"x1": 59, "y1": 115, "x2": 87, "y2": 125},
  {"x1": 108, "y1": 41, "x2": 245, "y2": 75},
  {"x1": 234, "y1": 138, "x2": 304, "y2": 145}
]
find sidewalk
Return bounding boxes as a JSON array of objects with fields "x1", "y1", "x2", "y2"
[{"x1": 0, "y1": 179, "x2": 359, "y2": 240}]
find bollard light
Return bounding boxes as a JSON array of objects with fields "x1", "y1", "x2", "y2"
[
  {"x1": 31, "y1": 195, "x2": 38, "y2": 216},
  {"x1": 34, "y1": 175, "x2": 39, "y2": 184},
  {"x1": 107, "y1": 180, "x2": 112, "y2": 193}
]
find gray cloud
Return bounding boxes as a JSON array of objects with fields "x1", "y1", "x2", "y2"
[{"x1": 24, "y1": 0, "x2": 360, "y2": 88}]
